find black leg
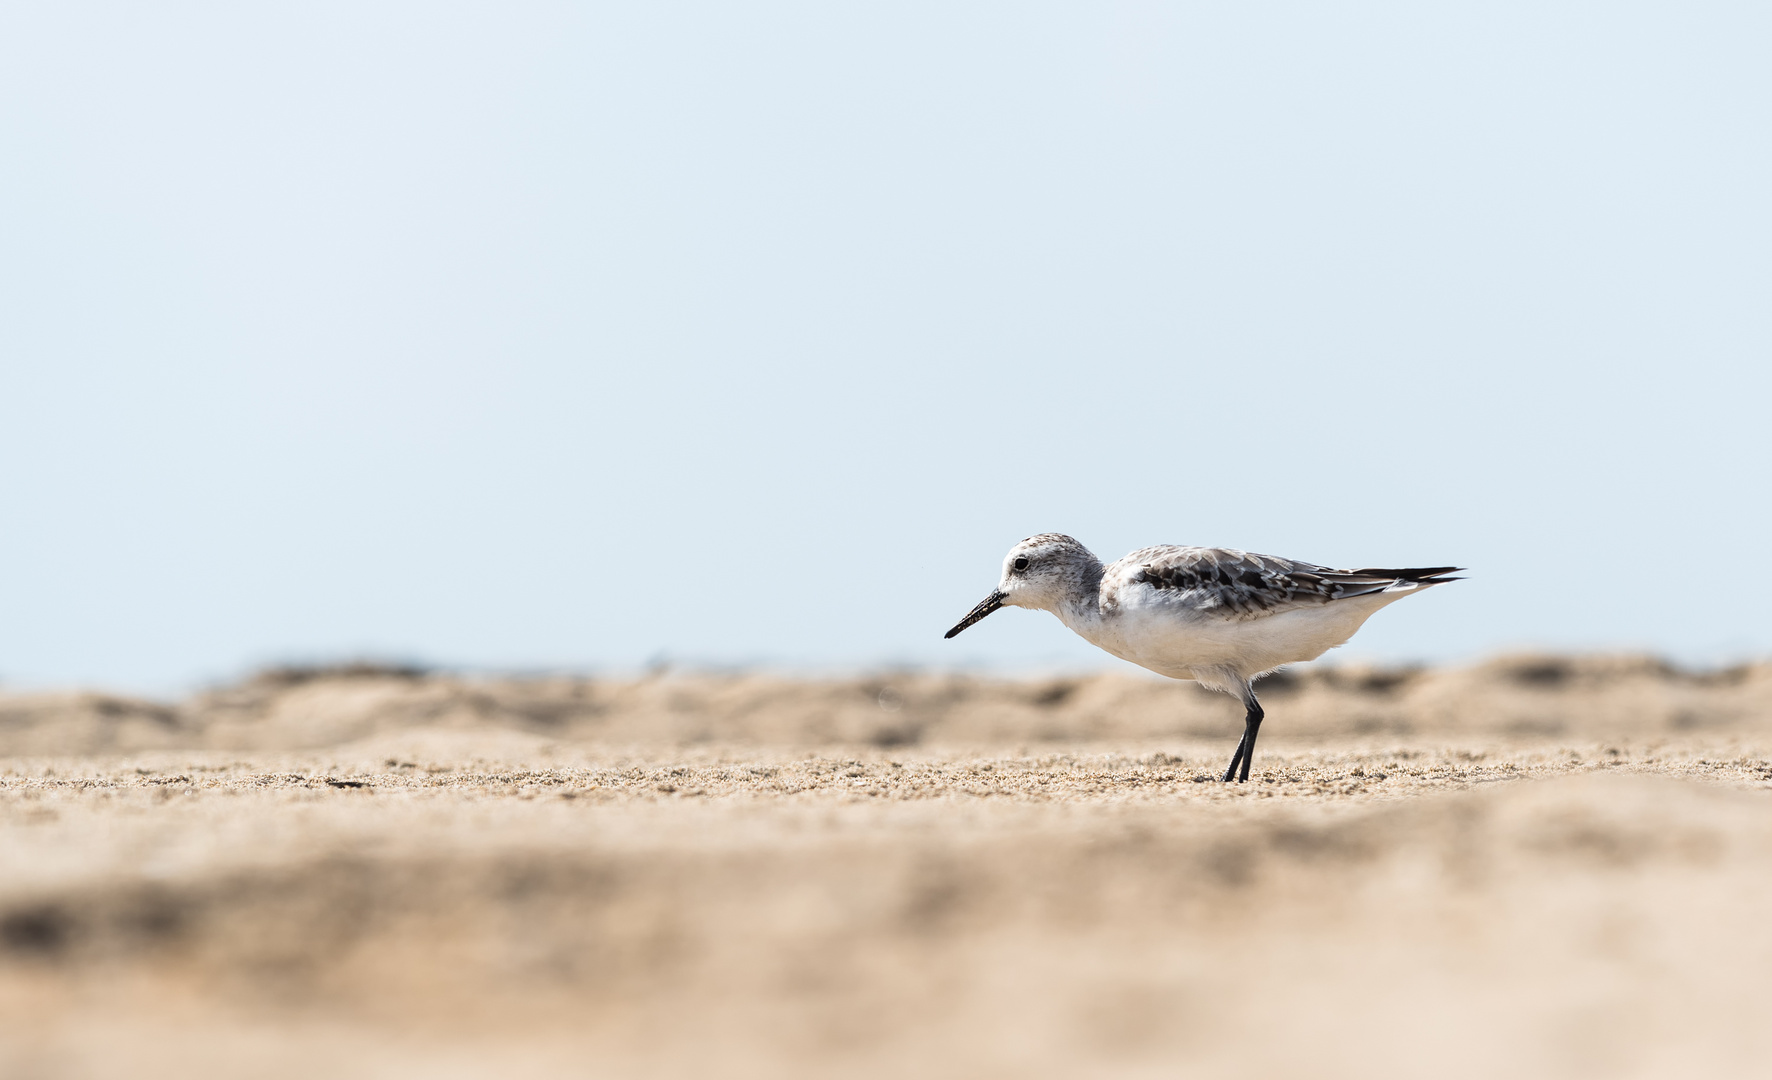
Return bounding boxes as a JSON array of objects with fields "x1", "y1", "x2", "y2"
[
  {"x1": 1237, "y1": 699, "x2": 1264, "y2": 781},
  {"x1": 1222, "y1": 693, "x2": 1265, "y2": 783},
  {"x1": 1220, "y1": 731, "x2": 1248, "y2": 783}
]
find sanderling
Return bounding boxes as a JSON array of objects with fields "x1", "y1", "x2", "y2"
[{"x1": 944, "y1": 534, "x2": 1461, "y2": 782}]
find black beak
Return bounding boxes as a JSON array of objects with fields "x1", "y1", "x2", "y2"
[{"x1": 944, "y1": 591, "x2": 1005, "y2": 639}]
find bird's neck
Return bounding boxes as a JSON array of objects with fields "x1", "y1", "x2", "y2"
[{"x1": 1051, "y1": 558, "x2": 1106, "y2": 636}]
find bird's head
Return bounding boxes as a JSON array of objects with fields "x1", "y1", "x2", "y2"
[{"x1": 944, "y1": 533, "x2": 1098, "y2": 638}]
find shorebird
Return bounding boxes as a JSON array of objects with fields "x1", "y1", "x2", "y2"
[{"x1": 944, "y1": 535, "x2": 1461, "y2": 782}]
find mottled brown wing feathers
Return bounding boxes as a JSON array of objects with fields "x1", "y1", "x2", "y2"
[{"x1": 1132, "y1": 549, "x2": 1461, "y2": 617}]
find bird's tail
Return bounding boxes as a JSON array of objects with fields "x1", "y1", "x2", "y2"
[{"x1": 1342, "y1": 566, "x2": 1465, "y2": 586}]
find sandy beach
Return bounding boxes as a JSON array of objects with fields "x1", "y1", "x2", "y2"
[{"x1": 4, "y1": 656, "x2": 1771, "y2": 1077}]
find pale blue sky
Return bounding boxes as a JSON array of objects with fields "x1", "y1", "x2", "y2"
[{"x1": 3, "y1": 3, "x2": 1768, "y2": 692}]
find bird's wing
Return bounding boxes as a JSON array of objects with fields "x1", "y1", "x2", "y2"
[{"x1": 1112, "y1": 547, "x2": 1461, "y2": 620}]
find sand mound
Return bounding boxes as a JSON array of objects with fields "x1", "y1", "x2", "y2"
[{"x1": 4, "y1": 654, "x2": 1770, "y2": 755}]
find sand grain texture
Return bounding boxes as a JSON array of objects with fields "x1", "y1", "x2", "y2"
[{"x1": 2, "y1": 656, "x2": 1771, "y2": 1077}]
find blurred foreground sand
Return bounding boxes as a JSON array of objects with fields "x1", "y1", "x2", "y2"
[{"x1": 3, "y1": 655, "x2": 1772, "y2": 1078}]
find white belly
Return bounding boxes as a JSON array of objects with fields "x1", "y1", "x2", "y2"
[{"x1": 1073, "y1": 589, "x2": 1418, "y2": 682}]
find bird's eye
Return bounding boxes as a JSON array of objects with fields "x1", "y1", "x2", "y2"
[{"x1": 1013, "y1": 556, "x2": 1030, "y2": 572}]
